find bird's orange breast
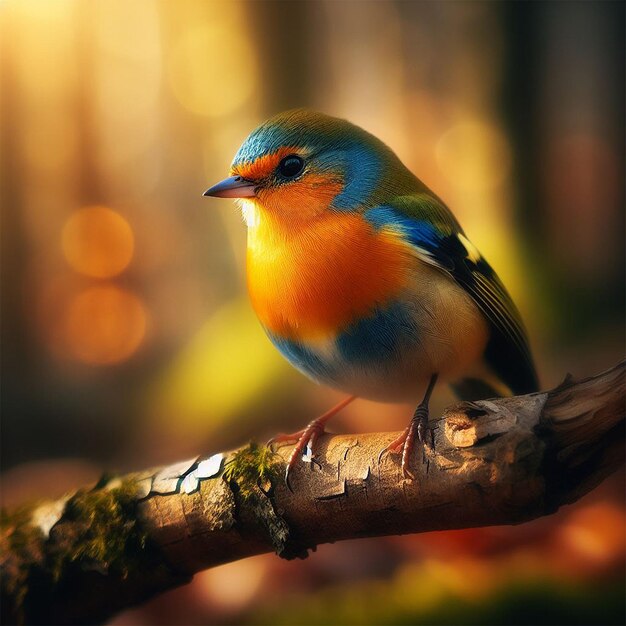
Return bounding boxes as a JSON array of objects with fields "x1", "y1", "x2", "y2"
[{"x1": 246, "y1": 211, "x2": 413, "y2": 341}]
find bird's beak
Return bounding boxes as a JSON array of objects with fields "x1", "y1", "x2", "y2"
[{"x1": 202, "y1": 176, "x2": 257, "y2": 198}]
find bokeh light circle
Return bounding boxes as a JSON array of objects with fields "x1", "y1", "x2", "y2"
[
  {"x1": 62, "y1": 206, "x2": 134, "y2": 278},
  {"x1": 64, "y1": 285, "x2": 147, "y2": 365}
]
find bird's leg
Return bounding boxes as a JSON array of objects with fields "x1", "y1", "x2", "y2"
[
  {"x1": 379, "y1": 373, "x2": 438, "y2": 478},
  {"x1": 268, "y1": 395, "x2": 356, "y2": 491}
]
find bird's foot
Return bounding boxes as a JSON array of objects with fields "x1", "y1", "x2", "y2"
[
  {"x1": 267, "y1": 430, "x2": 306, "y2": 448},
  {"x1": 268, "y1": 395, "x2": 356, "y2": 491},
  {"x1": 268, "y1": 418, "x2": 326, "y2": 491},
  {"x1": 379, "y1": 402, "x2": 434, "y2": 478},
  {"x1": 378, "y1": 374, "x2": 438, "y2": 479}
]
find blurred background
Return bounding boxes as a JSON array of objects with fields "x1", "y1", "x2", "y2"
[{"x1": 1, "y1": 1, "x2": 624, "y2": 624}]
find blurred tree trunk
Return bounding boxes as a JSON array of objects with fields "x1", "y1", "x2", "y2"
[
  {"x1": 248, "y1": 0, "x2": 315, "y2": 113},
  {"x1": 501, "y1": 1, "x2": 626, "y2": 342}
]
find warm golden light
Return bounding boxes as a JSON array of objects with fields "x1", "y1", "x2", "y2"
[
  {"x1": 61, "y1": 206, "x2": 134, "y2": 278},
  {"x1": 558, "y1": 503, "x2": 626, "y2": 566},
  {"x1": 64, "y1": 285, "x2": 147, "y2": 365},
  {"x1": 152, "y1": 297, "x2": 299, "y2": 439},
  {"x1": 195, "y1": 557, "x2": 267, "y2": 611},
  {"x1": 168, "y1": 22, "x2": 258, "y2": 117},
  {"x1": 435, "y1": 121, "x2": 512, "y2": 192}
]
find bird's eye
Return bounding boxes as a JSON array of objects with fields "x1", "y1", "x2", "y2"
[{"x1": 278, "y1": 155, "x2": 305, "y2": 179}]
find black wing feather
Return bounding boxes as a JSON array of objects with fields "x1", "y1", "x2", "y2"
[
  {"x1": 386, "y1": 194, "x2": 539, "y2": 395},
  {"x1": 451, "y1": 243, "x2": 538, "y2": 394}
]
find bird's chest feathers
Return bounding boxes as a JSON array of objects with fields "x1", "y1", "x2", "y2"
[{"x1": 246, "y1": 213, "x2": 411, "y2": 341}]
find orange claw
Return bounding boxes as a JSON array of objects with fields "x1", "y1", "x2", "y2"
[
  {"x1": 378, "y1": 374, "x2": 438, "y2": 478},
  {"x1": 268, "y1": 395, "x2": 356, "y2": 491}
]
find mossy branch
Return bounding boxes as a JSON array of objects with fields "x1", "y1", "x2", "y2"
[{"x1": 2, "y1": 361, "x2": 624, "y2": 625}]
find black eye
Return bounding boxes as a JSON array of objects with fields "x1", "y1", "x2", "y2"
[{"x1": 278, "y1": 155, "x2": 305, "y2": 178}]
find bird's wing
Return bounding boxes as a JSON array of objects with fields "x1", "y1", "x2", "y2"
[{"x1": 364, "y1": 194, "x2": 539, "y2": 395}]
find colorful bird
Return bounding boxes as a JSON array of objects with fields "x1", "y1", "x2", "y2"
[{"x1": 204, "y1": 109, "x2": 539, "y2": 485}]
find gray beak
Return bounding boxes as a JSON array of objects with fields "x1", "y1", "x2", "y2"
[{"x1": 203, "y1": 176, "x2": 257, "y2": 198}]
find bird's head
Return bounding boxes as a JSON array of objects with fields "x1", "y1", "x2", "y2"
[{"x1": 204, "y1": 109, "x2": 420, "y2": 229}]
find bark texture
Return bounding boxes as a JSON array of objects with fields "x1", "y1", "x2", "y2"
[{"x1": 1, "y1": 361, "x2": 624, "y2": 625}]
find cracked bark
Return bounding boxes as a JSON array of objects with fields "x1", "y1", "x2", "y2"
[{"x1": 1, "y1": 361, "x2": 624, "y2": 625}]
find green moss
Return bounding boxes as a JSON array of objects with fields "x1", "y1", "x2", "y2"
[
  {"x1": 0, "y1": 504, "x2": 44, "y2": 551},
  {"x1": 49, "y1": 477, "x2": 147, "y2": 581},
  {"x1": 1, "y1": 477, "x2": 166, "y2": 624},
  {"x1": 1, "y1": 505, "x2": 45, "y2": 623},
  {"x1": 222, "y1": 443, "x2": 299, "y2": 557},
  {"x1": 223, "y1": 442, "x2": 282, "y2": 500}
]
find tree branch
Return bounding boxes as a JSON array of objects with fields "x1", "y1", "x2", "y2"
[{"x1": 2, "y1": 361, "x2": 624, "y2": 625}]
